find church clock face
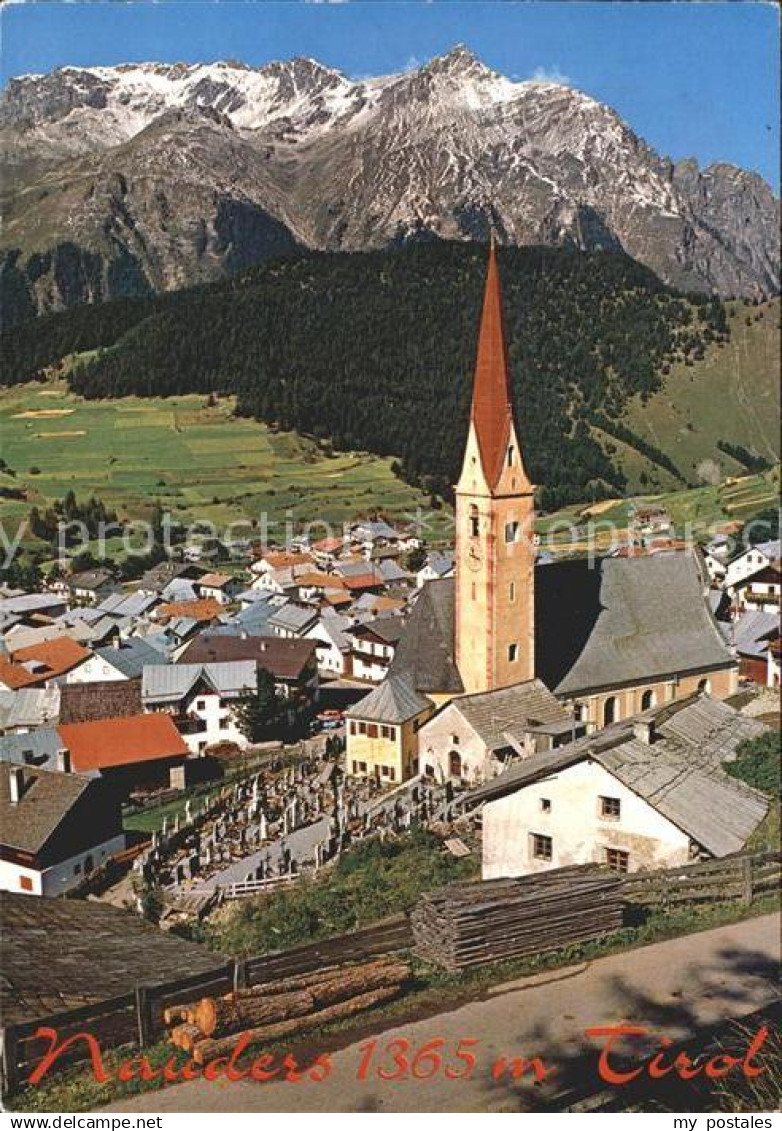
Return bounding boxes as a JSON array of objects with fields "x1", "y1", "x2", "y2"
[{"x1": 467, "y1": 543, "x2": 483, "y2": 571}]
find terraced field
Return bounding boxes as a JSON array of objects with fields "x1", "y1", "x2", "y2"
[{"x1": 0, "y1": 384, "x2": 451, "y2": 551}]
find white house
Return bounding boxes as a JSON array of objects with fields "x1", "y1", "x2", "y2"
[
  {"x1": 65, "y1": 638, "x2": 169, "y2": 683},
  {"x1": 305, "y1": 610, "x2": 353, "y2": 676},
  {"x1": 417, "y1": 680, "x2": 577, "y2": 785},
  {"x1": 141, "y1": 661, "x2": 257, "y2": 753},
  {"x1": 470, "y1": 694, "x2": 769, "y2": 881},
  {"x1": 195, "y1": 572, "x2": 243, "y2": 605},
  {"x1": 0, "y1": 764, "x2": 125, "y2": 897},
  {"x1": 731, "y1": 562, "x2": 781, "y2": 615},
  {"x1": 346, "y1": 617, "x2": 405, "y2": 684},
  {"x1": 416, "y1": 553, "x2": 454, "y2": 588},
  {"x1": 724, "y1": 539, "x2": 781, "y2": 591}
]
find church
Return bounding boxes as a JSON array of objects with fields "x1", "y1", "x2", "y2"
[{"x1": 345, "y1": 240, "x2": 737, "y2": 784}]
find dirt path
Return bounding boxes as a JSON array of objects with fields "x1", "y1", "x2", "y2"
[{"x1": 104, "y1": 912, "x2": 780, "y2": 1113}]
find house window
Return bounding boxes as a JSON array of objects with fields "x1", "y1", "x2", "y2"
[
  {"x1": 452, "y1": 735, "x2": 460, "y2": 745},
  {"x1": 388, "y1": 767, "x2": 396, "y2": 782},
  {"x1": 697, "y1": 678, "x2": 711, "y2": 694},
  {"x1": 469, "y1": 505, "x2": 479, "y2": 538},
  {"x1": 641, "y1": 689, "x2": 656, "y2": 711},
  {"x1": 196, "y1": 699, "x2": 206, "y2": 711},
  {"x1": 600, "y1": 796, "x2": 621, "y2": 820},
  {"x1": 530, "y1": 834, "x2": 553, "y2": 862},
  {"x1": 603, "y1": 696, "x2": 618, "y2": 726},
  {"x1": 449, "y1": 750, "x2": 462, "y2": 778},
  {"x1": 540, "y1": 798, "x2": 552, "y2": 813},
  {"x1": 604, "y1": 848, "x2": 630, "y2": 873},
  {"x1": 359, "y1": 761, "x2": 367, "y2": 773},
  {"x1": 508, "y1": 643, "x2": 518, "y2": 662},
  {"x1": 367, "y1": 724, "x2": 379, "y2": 738},
  {"x1": 349, "y1": 721, "x2": 357, "y2": 735},
  {"x1": 358, "y1": 722, "x2": 367, "y2": 735},
  {"x1": 381, "y1": 725, "x2": 396, "y2": 739},
  {"x1": 505, "y1": 521, "x2": 520, "y2": 544},
  {"x1": 219, "y1": 718, "x2": 229, "y2": 730},
  {"x1": 19, "y1": 875, "x2": 33, "y2": 892},
  {"x1": 351, "y1": 761, "x2": 358, "y2": 773}
]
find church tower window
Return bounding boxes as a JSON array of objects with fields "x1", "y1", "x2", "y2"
[{"x1": 469, "y1": 505, "x2": 479, "y2": 538}]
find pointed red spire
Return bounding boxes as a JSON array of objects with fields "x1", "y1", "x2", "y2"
[{"x1": 470, "y1": 232, "x2": 517, "y2": 488}]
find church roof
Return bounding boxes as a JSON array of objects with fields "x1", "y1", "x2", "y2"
[
  {"x1": 470, "y1": 237, "x2": 519, "y2": 489},
  {"x1": 392, "y1": 551, "x2": 734, "y2": 698},
  {"x1": 536, "y1": 549, "x2": 735, "y2": 696},
  {"x1": 389, "y1": 579, "x2": 464, "y2": 694},
  {"x1": 345, "y1": 674, "x2": 433, "y2": 724}
]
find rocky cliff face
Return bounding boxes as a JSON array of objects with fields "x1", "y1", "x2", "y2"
[{"x1": 2, "y1": 47, "x2": 778, "y2": 319}]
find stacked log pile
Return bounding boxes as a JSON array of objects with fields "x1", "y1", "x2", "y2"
[
  {"x1": 411, "y1": 865, "x2": 625, "y2": 971},
  {"x1": 163, "y1": 956, "x2": 409, "y2": 1062}
]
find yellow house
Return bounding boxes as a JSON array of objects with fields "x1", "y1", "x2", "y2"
[{"x1": 345, "y1": 675, "x2": 435, "y2": 784}]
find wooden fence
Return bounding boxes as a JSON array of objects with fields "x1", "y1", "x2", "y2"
[
  {"x1": 0, "y1": 915, "x2": 411, "y2": 1096},
  {"x1": 2, "y1": 851, "x2": 778, "y2": 1096}
]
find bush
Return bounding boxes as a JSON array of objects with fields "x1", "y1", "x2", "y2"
[{"x1": 723, "y1": 731, "x2": 781, "y2": 795}]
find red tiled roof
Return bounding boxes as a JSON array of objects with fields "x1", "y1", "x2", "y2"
[
  {"x1": 57, "y1": 713, "x2": 188, "y2": 772},
  {"x1": 155, "y1": 598, "x2": 223, "y2": 621},
  {"x1": 0, "y1": 638, "x2": 91, "y2": 688},
  {"x1": 263, "y1": 551, "x2": 314, "y2": 569},
  {"x1": 343, "y1": 573, "x2": 383, "y2": 591},
  {"x1": 471, "y1": 238, "x2": 521, "y2": 489}
]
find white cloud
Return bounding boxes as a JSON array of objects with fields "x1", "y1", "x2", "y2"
[{"x1": 530, "y1": 65, "x2": 570, "y2": 85}]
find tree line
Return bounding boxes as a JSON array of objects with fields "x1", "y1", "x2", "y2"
[{"x1": 1, "y1": 243, "x2": 729, "y2": 509}]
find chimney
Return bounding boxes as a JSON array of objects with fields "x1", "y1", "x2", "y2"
[
  {"x1": 8, "y1": 766, "x2": 25, "y2": 805},
  {"x1": 22, "y1": 749, "x2": 34, "y2": 765},
  {"x1": 56, "y1": 748, "x2": 72, "y2": 774},
  {"x1": 633, "y1": 719, "x2": 655, "y2": 746}
]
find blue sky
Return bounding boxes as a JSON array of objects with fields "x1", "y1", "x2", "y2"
[{"x1": 2, "y1": 1, "x2": 779, "y2": 188}]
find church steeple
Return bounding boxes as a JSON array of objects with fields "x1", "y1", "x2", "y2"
[
  {"x1": 470, "y1": 231, "x2": 517, "y2": 490},
  {"x1": 454, "y1": 237, "x2": 536, "y2": 694}
]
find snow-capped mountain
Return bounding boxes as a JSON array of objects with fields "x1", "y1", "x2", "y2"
[{"x1": 2, "y1": 46, "x2": 779, "y2": 317}]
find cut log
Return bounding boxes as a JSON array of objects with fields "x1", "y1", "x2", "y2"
[
  {"x1": 192, "y1": 984, "x2": 401, "y2": 1064},
  {"x1": 163, "y1": 1004, "x2": 196, "y2": 1027},
  {"x1": 170, "y1": 1023, "x2": 203, "y2": 1052},
  {"x1": 194, "y1": 959, "x2": 409, "y2": 1038}
]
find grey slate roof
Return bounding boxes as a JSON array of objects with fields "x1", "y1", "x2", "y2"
[
  {"x1": 0, "y1": 764, "x2": 95, "y2": 854},
  {"x1": 468, "y1": 693, "x2": 770, "y2": 857},
  {"x1": 0, "y1": 686, "x2": 61, "y2": 731},
  {"x1": 445, "y1": 679, "x2": 572, "y2": 752},
  {"x1": 536, "y1": 550, "x2": 735, "y2": 695},
  {"x1": 268, "y1": 603, "x2": 318, "y2": 634},
  {"x1": 389, "y1": 578, "x2": 464, "y2": 694},
  {"x1": 142, "y1": 661, "x2": 257, "y2": 704},
  {"x1": 0, "y1": 729, "x2": 66, "y2": 773},
  {"x1": 96, "y1": 638, "x2": 170, "y2": 679},
  {"x1": 732, "y1": 610, "x2": 779, "y2": 658},
  {"x1": 345, "y1": 674, "x2": 433, "y2": 724}
]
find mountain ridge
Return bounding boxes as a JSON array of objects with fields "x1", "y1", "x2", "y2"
[{"x1": 2, "y1": 46, "x2": 779, "y2": 318}]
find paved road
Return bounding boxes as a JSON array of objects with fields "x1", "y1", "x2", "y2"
[{"x1": 106, "y1": 913, "x2": 780, "y2": 1113}]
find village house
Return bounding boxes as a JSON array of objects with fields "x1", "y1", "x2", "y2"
[
  {"x1": 67, "y1": 569, "x2": 115, "y2": 605},
  {"x1": 417, "y1": 679, "x2": 579, "y2": 785},
  {"x1": 416, "y1": 552, "x2": 455, "y2": 588},
  {"x1": 56, "y1": 713, "x2": 190, "y2": 792},
  {"x1": 194, "y1": 571, "x2": 244, "y2": 605},
  {"x1": 730, "y1": 560, "x2": 781, "y2": 615},
  {"x1": 177, "y1": 634, "x2": 320, "y2": 709},
  {"x1": 0, "y1": 686, "x2": 61, "y2": 735},
  {"x1": 267, "y1": 602, "x2": 320, "y2": 639},
  {"x1": 136, "y1": 561, "x2": 206, "y2": 597},
  {"x1": 471, "y1": 694, "x2": 769, "y2": 880},
  {"x1": 65, "y1": 636, "x2": 168, "y2": 683},
  {"x1": 345, "y1": 675, "x2": 435, "y2": 784},
  {"x1": 305, "y1": 609, "x2": 353, "y2": 676},
  {"x1": 346, "y1": 617, "x2": 406, "y2": 683},
  {"x1": 0, "y1": 638, "x2": 93, "y2": 691},
  {"x1": 0, "y1": 764, "x2": 125, "y2": 896},
  {"x1": 731, "y1": 609, "x2": 781, "y2": 685},
  {"x1": 141, "y1": 661, "x2": 257, "y2": 753},
  {"x1": 767, "y1": 635, "x2": 781, "y2": 689},
  {"x1": 724, "y1": 539, "x2": 781, "y2": 591}
]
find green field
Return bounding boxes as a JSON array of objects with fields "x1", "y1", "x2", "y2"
[
  {"x1": 618, "y1": 298, "x2": 780, "y2": 490},
  {"x1": 0, "y1": 383, "x2": 453, "y2": 551}
]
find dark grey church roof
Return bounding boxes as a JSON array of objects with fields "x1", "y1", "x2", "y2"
[
  {"x1": 389, "y1": 579, "x2": 464, "y2": 694},
  {"x1": 391, "y1": 551, "x2": 733, "y2": 699},
  {"x1": 536, "y1": 550, "x2": 735, "y2": 696}
]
